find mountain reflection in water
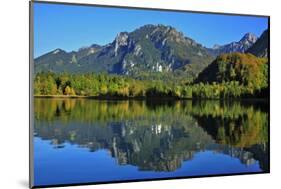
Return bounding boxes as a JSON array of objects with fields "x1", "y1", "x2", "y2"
[{"x1": 34, "y1": 98, "x2": 269, "y2": 184}]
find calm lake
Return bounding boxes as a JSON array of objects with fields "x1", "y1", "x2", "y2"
[{"x1": 33, "y1": 98, "x2": 269, "y2": 186}]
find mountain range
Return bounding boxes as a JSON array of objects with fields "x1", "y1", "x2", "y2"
[
  {"x1": 34, "y1": 24, "x2": 268, "y2": 78},
  {"x1": 207, "y1": 32, "x2": 257, "y2": 56}
]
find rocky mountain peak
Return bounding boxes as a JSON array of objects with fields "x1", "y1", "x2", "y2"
[
  {"x1": 135, "y1": 24, "x2": 175, "y2": 38},
  {"x1": 115, "y1": 32, "x2": 129, "y2": 42},
  {"x1": 52, "y1": 48, "x2": 64, "y2": 54},
  {"x1": 239, "y1": 33, "x2": 257, "y2": 44},
  {"x1": 208, "y1": 32, "x2": 258, "y2": 56},
  {"x1": 246, "y1": 29, "x2": 268, "y2": 58},
  {"x1": 212, "y1": 44, "x2": 221, "y2": 49},
  {"x1": 90, "y1": 44, "x2": 101, "y2": 49},
  {"x1": 114, "y1": 32, "x2": 130, "y2": 56},
  {"x1": 139, "y1": 24, "x2": 173, "y2": 31}
]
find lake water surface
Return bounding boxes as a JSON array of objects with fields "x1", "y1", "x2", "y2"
[{"x1": 33, "y1": 98, "x2": 269, "y2": 186}]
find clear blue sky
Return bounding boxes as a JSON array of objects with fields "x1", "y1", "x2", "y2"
[{"x1": 34, "y1": 2, "x2": 268, "y2": 58}]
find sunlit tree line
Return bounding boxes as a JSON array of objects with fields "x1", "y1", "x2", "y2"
[{"x1": 33, "y1": 70, "x2": 268, "y2": 99}]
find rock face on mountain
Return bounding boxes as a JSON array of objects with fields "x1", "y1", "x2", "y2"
[
  {"x1": 247, "y1": 30, "x2": 269, "y2": 58},
  {"x1": 35, "y1": 24, "x2": 214, "y2": 77},
  {"x1": 208, "y1": 33, "x2": 257, "y2": 57}
]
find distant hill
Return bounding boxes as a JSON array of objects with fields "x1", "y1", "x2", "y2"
[
  {"x1": 196, "y1": 53, "x2": 268, "y2": 88},
  {"x1": 247, "y1": 29, "x2": 269, "y2": 58},
  {"x1": 207, "y1": 33, "x2": 257, "y2": 57},
  {"x1": 35, "y1": 24, "x2": 214, "y2": 78}
]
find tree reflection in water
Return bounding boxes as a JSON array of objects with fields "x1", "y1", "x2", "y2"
[{"x1": 34, "y1": 98, "x2": 269, "y2": 172}]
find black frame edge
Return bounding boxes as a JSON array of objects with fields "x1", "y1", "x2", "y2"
[
  {"x1": 32, "y1": 171, "x2": 270, "y2": 189},
  {"x1": 29, "y1": 1, "x2": 35, "y2": 188}
]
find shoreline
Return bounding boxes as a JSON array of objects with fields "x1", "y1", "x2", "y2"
[{"x1": 33, "y1": 95, "x2": 269, "y2": 101}]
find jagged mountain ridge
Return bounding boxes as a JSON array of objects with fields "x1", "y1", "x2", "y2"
[
  {"x1": 207, "y1": 33, "x2": 258, "y2": 57},
  {"x1": 35, "y1": 24, "x2": 213, "y2": 77},
  {"x1": 35, "y1": 24, "x2": 263, "y2": 77}
]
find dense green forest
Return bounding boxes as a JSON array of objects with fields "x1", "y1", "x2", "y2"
[{"x1": 34, "y1": 53, "x2": 268, "y2": 99}]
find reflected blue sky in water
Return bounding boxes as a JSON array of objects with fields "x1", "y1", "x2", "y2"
[{"x1": 33, "y1": 99, "x2": 268, "y2": 186}]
